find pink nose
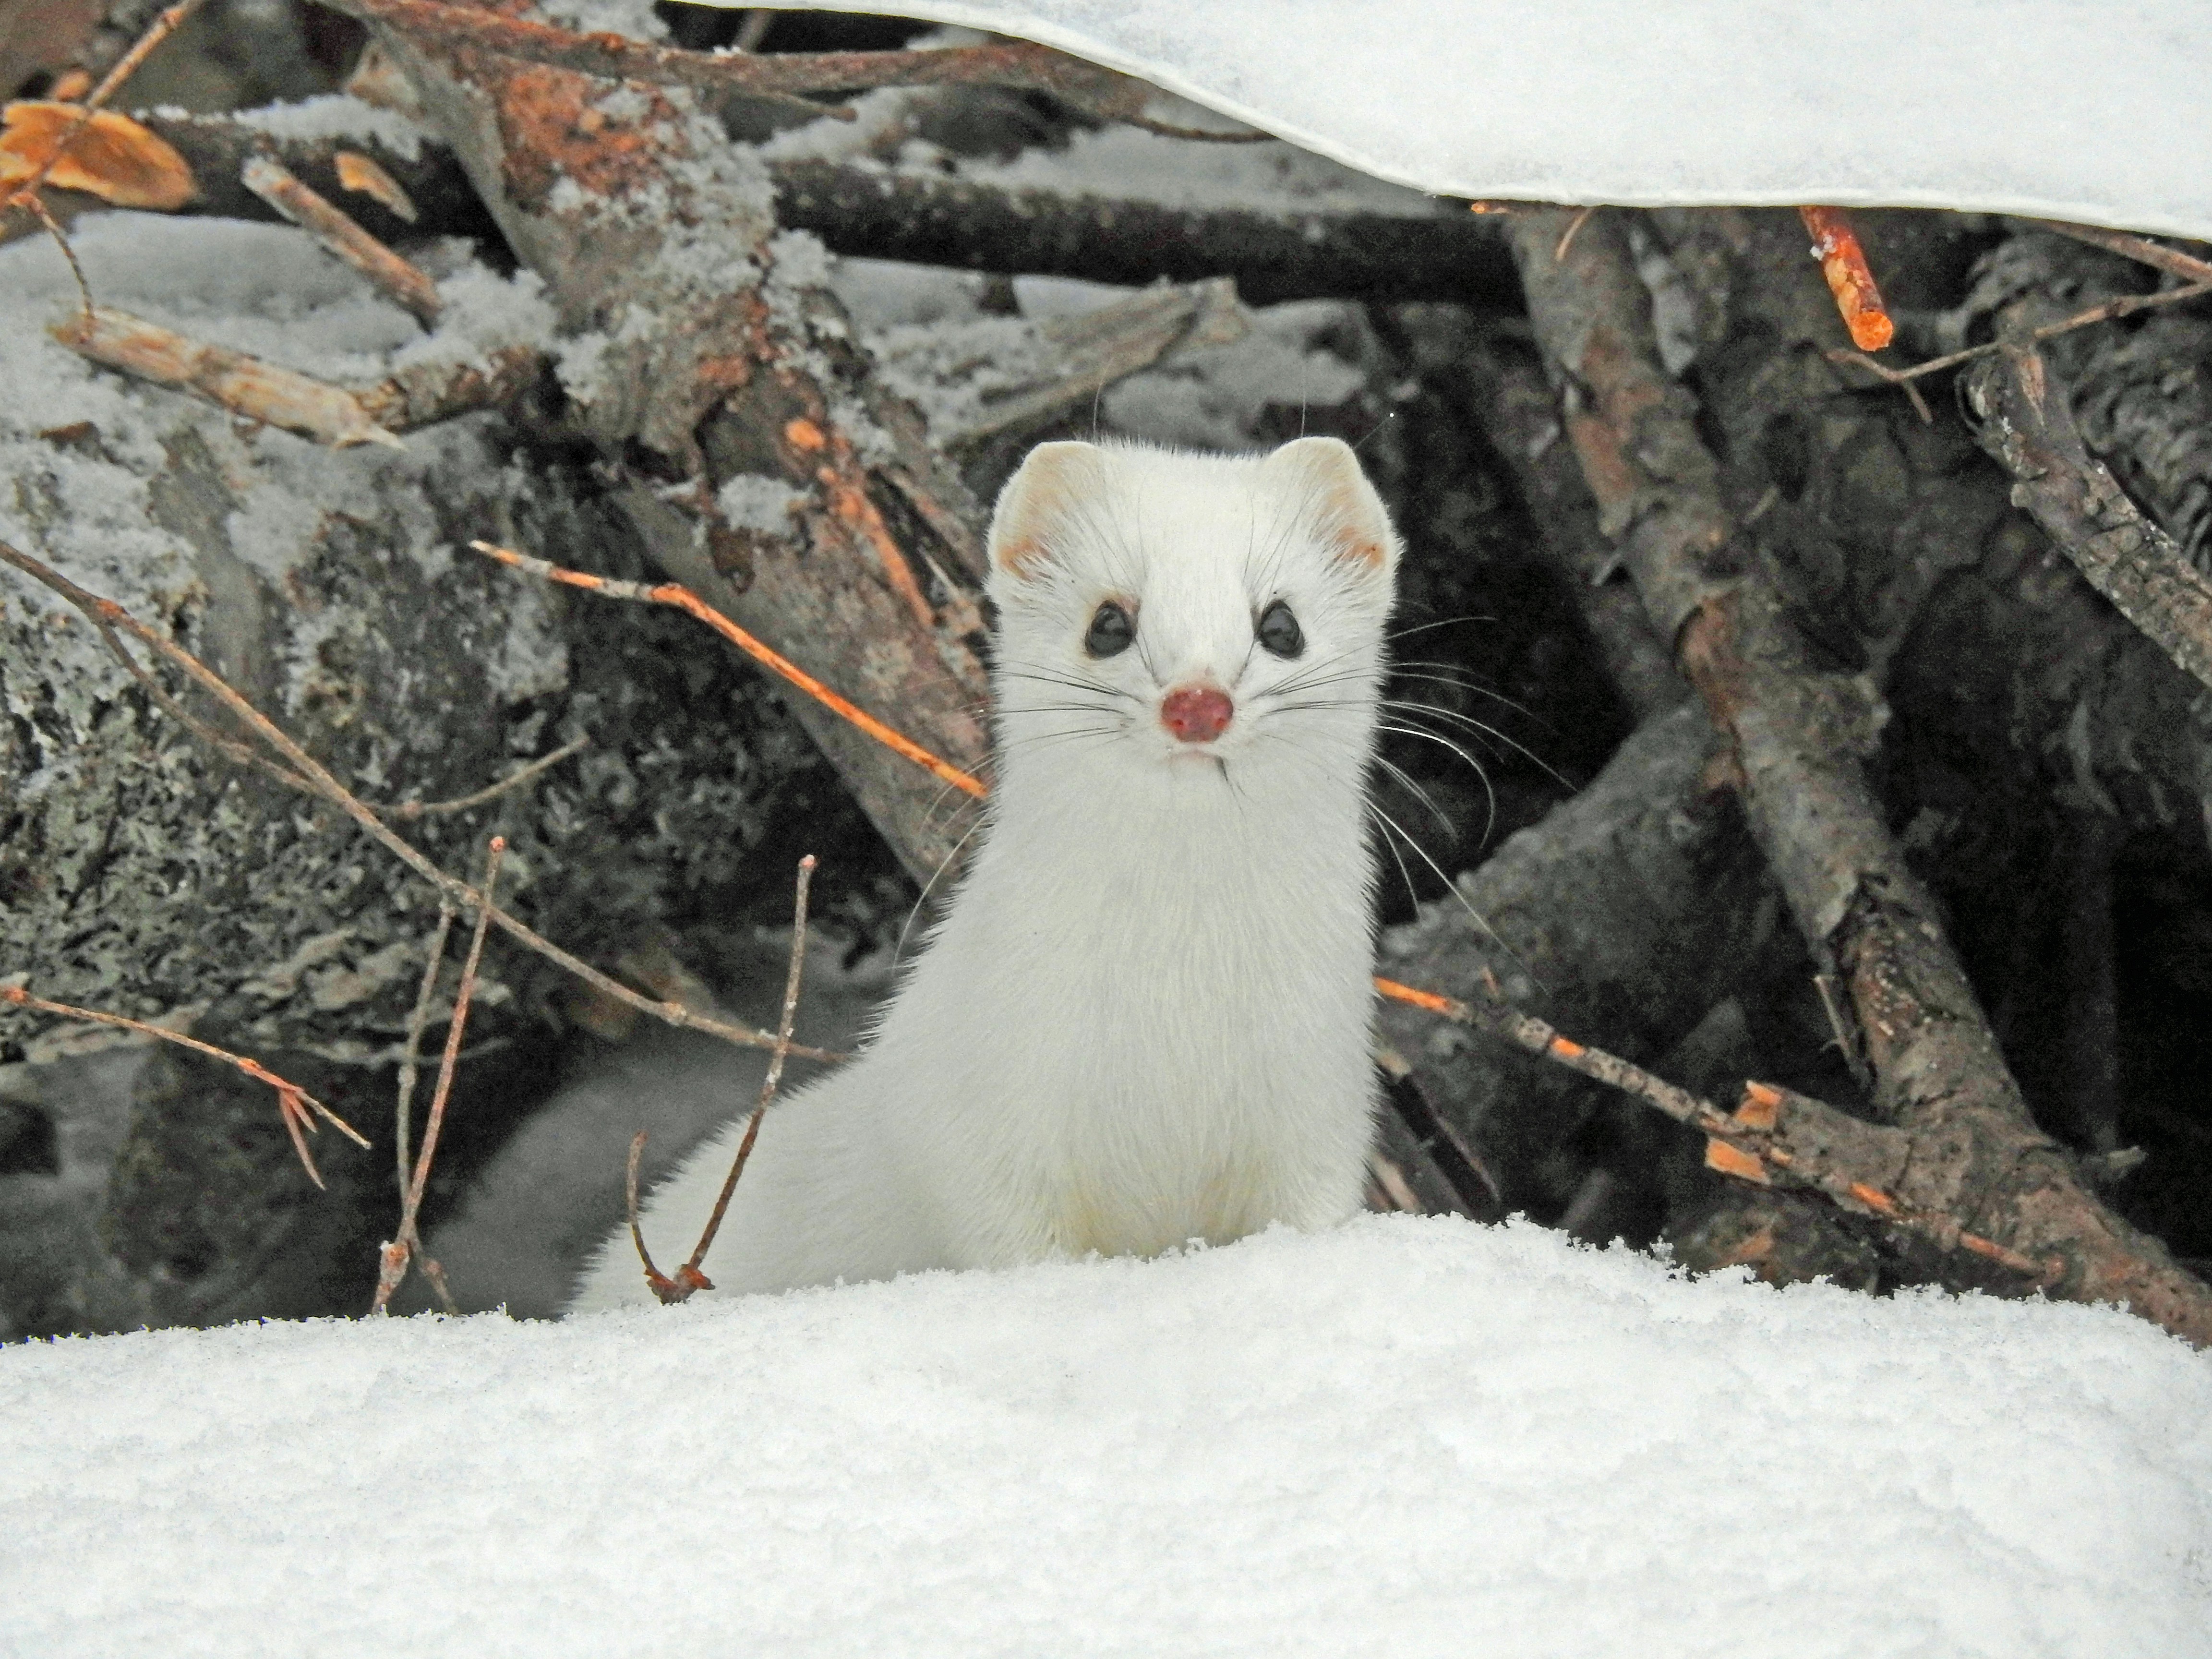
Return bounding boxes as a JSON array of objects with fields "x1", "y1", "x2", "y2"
[{"x1": 1161, "y1": 685, "x2": 1234, "y2": 744}]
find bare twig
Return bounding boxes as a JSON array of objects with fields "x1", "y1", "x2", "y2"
[
  {"x1": 53, "y1": 306, "x2": 406, "y2": 449},
  {"x1": 1830, "y1": 278, "x2": 2212, "y2": 389},
  {"x1": 1798, "y1": 206, "x2": 1894, "y2": 351},
  {"x1": 1964, "y1": 339, "x2": 2212, "y2": 695},
  {"x1": 630, "y1": 855, "x2": 818, "y2": 1305},
  {"x1": 471, "y1": 540, "x2": 987, "y2": 801},
  {"x1": 0, "y1": 982, "x2": 364, "y2": 1186},
  {"x1": 393, "y1": 900, "x2": 456, "y2": 1209},
  {"x1": 240, "y1": 155, "x2": 443, "y2": 326},
  {"x1": 384, "y1": 736, "x2": 588, "y2": 821},
  {"x1": 1, "y1": 0, "x2": 207, "y2": 226},
  {"x1": 1552, "y1": 204, "x2": 1597, "y2": 263},
  {"x1": 373, "y1": 835, "x2": 503, "y2": 1314},
  {"x1": 0, "y1": 538, "x2": 833, "y2": 1062},
  {"x1": 2023, "y1": 218, "x2": 2212, "y2": 287}
]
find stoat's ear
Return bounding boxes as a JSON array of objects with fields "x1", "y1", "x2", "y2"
[
  {"x1": 1265, "y1": 436, "x2": 1399, "y2": 574},
  {"x1": 989, "y1": 440, "x2": 1106, "y2": 583}
]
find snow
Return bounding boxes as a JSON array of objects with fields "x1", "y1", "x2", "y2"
[
  {"x1": 4, "y1": 1218, "x2": 2209, "y2": 1655},
  {"x1": 227, "y1": 93, "x2": 431, "y2": 161},
  {"x1": 735, "y1": 0, "x2": 2212, "y2": 240}
]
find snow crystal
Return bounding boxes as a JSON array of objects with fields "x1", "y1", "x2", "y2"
[
  {"x1": 737, "y1": 0, "x2": 2212, "y2": 240},
  {"x1": 228, "y1": 94, "x2": 430, "y2": 162},
  {"x1": 3, "y1": 1218, "x2": 2208, "y2": 1657},
  {"x1": 716, "y1": 472, "x2": 805, "y2": 533}
]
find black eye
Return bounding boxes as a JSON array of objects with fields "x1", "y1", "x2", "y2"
[
  {"x1": 1085, "y1": 600, "x2": 1135, "y2": 658},
  {"x1": 1257, "y1": 600, "x2": 1303, "y2": 658}
]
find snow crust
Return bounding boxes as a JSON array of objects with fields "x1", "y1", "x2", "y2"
[
  {"x1": 742, "y1": 0, "x2": 2212, "y2": 240},
  {"x1": 5, "y1": 1217, "x2": 2209, "y2": 1657}
]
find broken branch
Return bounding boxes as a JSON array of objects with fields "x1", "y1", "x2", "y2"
[
  {"x1": 240, "y1": 154, "x2": 443, "y2": 326},
  {"x1": 53, "y1": 306, "x2": 405, "y2": 449},
  {"x1": 1798, "y1": 206, "x2": 1894, "y2": 351}
]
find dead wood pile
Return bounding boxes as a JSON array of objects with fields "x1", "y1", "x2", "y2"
[{"x1": 1, "y1": 0, "x2": 2210, "y2": 1344}]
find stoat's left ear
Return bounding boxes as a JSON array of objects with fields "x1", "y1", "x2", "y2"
[
  {"x1": 1264, "y1": 436, "x2": 1400, "y2": 575},
  {"x1": 988, "y1": 440, "x2": 1106, "y2": 585}
]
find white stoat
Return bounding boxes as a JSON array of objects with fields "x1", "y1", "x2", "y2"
[{"x1": 567, "y1": 435, "x2": 1401, "y2": 1312}]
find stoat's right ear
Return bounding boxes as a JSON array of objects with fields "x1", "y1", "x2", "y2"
[{"x1": 989, "y1": 441, "x2": 1104, "y2": 582}]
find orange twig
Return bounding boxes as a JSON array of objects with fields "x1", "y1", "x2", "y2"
[
  {"x1": 0, "y1": 981, "x2": 365, "y2": 1187},
  {"x1": 470, "y1": 540, "x2": 987, "y2": 800},
  {"x1": 1372, "y1": 976, "x2": 2049, "y2": 1278},
  {"x1": 1799, "y1": 205, "x2": 1894, "y2": 352}
]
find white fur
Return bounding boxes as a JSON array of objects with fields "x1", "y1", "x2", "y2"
[{"x1": 567, "y1": 437, "x2": 1400, "y2": 1312}]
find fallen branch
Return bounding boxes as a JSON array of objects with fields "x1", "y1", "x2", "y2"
[
  {"x1": 629, "y1": 854, "x2": 817, "y2": 1305},
  {"x1": 53, "y1": 306, "x2": 405, "y2": 448},
  {"x1": 139, "y1": 112, "x2": 1519, "y2": 309},
  {"x1": 1375, "y1": 978, "x2": 2049, "y2": 1277},
  {"x1": 0, "y1": 982, "x2": 365, "y2": 1186},
  {"x1": 0, "y1": 537, "x2": 836, "y2": 1062},
  {"x1": 1964, "y1": 339, "x2": 2212, "y2": 696},
  {"x1": 240, "y1": 154, "x2": 443, "y2": 326},
  {"x1": 373, "y1": 835, "x2": 503, "y2": 1314},
  {"x1": 1505, "y1": 206, "x2": 2212, "y2": 1346}
]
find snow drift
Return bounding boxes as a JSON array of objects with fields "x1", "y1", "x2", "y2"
[
  {"x1": 747, "y1": 0, "x2": 2212, "y2": 240},
  {"x1": 5, "y1": 1217, "x2": 2209, "y2": 1656}
]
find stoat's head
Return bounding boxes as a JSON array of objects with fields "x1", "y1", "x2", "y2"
[{"x1": 984, "y1": 437, "x2": 1399, "y2": 796}]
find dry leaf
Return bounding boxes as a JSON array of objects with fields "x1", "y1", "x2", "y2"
[
  {"x1": 0, "y1": 101, "x2": 193, "y2": 209},
  {"x1": 335, "y1": 149, "x2": 418, "y2": 223}
]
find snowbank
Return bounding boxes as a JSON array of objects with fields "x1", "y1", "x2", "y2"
[
  {"x1": 747, "y1": 0, "x2": 2212, "y2": 240},
  {"x1": 5, "y1": 1217, "x2": 2209, "y2": 1656}
]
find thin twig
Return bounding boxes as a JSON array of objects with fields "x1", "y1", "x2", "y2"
[
  {"x1": 394, "y1": 902, "x2": 457, "y2": 1205},
  {"x1": 1552, "y1": 204, "x2": 1597, "y2": 263},
  {"x1": 384, "y1": 736, "x2": 588, "y2": 821},
  {"x1": 0, "y1": 982, "x2": 364, "y2": 1186},
  {"x1": 240, "y1": 155, "x2": 443, "y2": 326},
  {"x1": 471, "y1": 540, "x2": 987, "y2": 801},
  {"x1": 1829, "y1": 278, "x2": 2212, "y2": 390},
  {"x1": 0, "y1": 537, "x2": 833, "y2": 1062},
  {"x1": 2024, "y1": 218, "x2": 2212, "y2": 287},
  {"x1": 631, "y1": 855, "x2": 817, "y2": 1305},
  {"x1": 1, "y1": 0, "x2": 208, "y2": 226},
  {"x1": 373, "y1": 836, "x2": 502, "y2": 1314},
  {"x1": 25, "y1": 193, "x2": 94, "y2": 325}
]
